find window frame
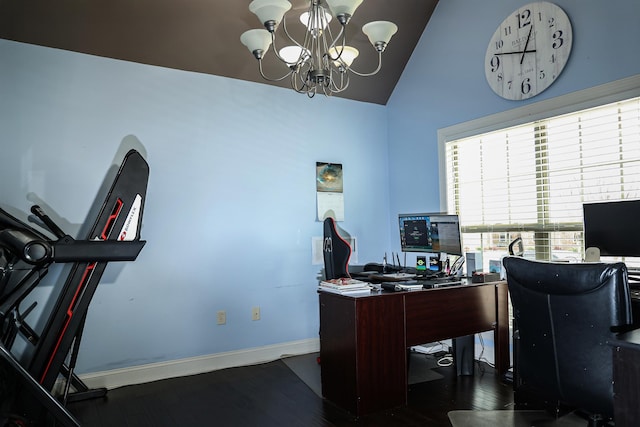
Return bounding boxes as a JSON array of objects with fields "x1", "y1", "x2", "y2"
[
  {"x1": 437, "y1": 74, "x2": 640, "y2": 210},
  {"x1": 437, "y1": 74, "x2": 640, "y2": 262}
]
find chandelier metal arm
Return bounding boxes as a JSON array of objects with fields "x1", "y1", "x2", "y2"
[
  {"x1": 344, "y1": 51, "x2": 383, "y2": 77},
  {"x1": 291, "y1": 71, "x2": 318, "y2": 98},
  {"x1": 276, "y1": 15, "x2": 308, "y2": 63},
  {"x1": 327, "y1": 71, "x2": 350, "y2": 94},
  {"x1": 291, "y1": 63, "x2": 313, "y2": 94},
  {"x1": 324, "y1": 24, "x2": 347, "y2": 62},
  {"x1": 257, "y1": 59, "x2": 295, "y2": 82}
]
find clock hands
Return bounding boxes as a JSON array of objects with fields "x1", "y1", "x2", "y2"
[
  {"x1": 492, "y1": 27, "x2": 536, "y2": 59},
  {"x1": 493, "y1": 50, "x2": 536, "y2": 56},
  {"x1": 520, "y1": 26, "x2": 534, "y2": 65}
]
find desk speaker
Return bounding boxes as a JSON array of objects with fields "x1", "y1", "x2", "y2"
[
  {"x1": 585, "y1": 247, "x2": 600, "y2": 262},
  {"x1": 466, "y1": 252, "x2": 483, "y2": 276}
]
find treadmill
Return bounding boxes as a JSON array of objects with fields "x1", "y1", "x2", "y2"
[{"x1": 0, "y1": 149, "x2": 149, "y2": 426}]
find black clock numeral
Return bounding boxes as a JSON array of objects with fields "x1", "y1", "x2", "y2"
[
  {"x1": 497, "y1": 72, "x2": 503, "y2": 82},
  {"x1": 551, "y1": 53, "x2": 556, "y2": 63},
  {"x1": 507, "y1": 80, "x2": 513, "y2": 90},
  {"x1": 495, "y1": 40, "x2": 504, "y2": 50},
  {"x1": 490, "y1": 56, "x2": 501, "y2": 72},
  {"x1": 552, "y1": 30, "x2": 564, "y2": 49},
  {"x1": 548, "y1": 17, "x2": 556, "y2": 28},
  {"x1": 504, "y1": 25, "x2": 512, "y2": 36},
  {"x1": 521, "y1": 78, "x2": 532, "y2": 95},
  {"x1": 539, "y1": 70, "x2": 546, "y2": 79},
  {"x1": 517, "y1": 9, "x2": 531, "y2": 28}
]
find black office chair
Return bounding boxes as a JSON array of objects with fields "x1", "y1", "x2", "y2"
[
  {"x1": 502, "y1": 257, "x2": 634, "y2": 426},
  {"x1": 322, "y1": 217, "x2": 351, "y2": 280}
]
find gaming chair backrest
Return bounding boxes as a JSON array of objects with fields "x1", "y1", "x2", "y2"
[
  {"x1": 323, "y1": 217, "x2": 351, "y2": 280},
  {"x1": 502, "y1": 256, "x2": 633, "y2": 417}
]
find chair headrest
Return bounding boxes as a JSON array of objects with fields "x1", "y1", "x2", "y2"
[{"x1": 503, "y1": 256, "x2": 628, "y2": 295}]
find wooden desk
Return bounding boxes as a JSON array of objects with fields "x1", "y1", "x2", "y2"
[
  {"x1": 610, "y1": 329, "x2": 640, "y2": 427},
  {"x1": 318, "y1": 281, "x2": 509, "y2": 416}
]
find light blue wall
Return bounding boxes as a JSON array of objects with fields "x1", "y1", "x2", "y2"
[
  {"x1": 1, "y1": 0, "x2": 639, "y2": 375},
  {"x1": 0, "y1": 40, "x2": 391, "y2": 373},
  {"x1": 387, "y1": 0, "x2": 640, "y2": 261}
]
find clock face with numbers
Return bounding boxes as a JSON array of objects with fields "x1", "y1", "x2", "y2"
[{"x1": 485, "y1": 2, "x2": 572, "y2": 100}]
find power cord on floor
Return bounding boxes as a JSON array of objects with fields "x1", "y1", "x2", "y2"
[
  {"x1": 437, "y1": 354, "x2": 453, "y2": 367},
  {"x1": 475, "y1": 334, "x2": 495, "y2": 375},
  {"x1": 414, "y1": 336, "x2": 498, "y2": 371},
  {"x1": 411, "y1": 341, "x2": 453, "y2": 367}
]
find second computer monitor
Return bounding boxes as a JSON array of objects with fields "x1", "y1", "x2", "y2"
[
  {"x1": 398, "y1": 213, "x2": 463, "y2": 256},
  {"x1": 583, "y1": 199, "x2": 640, "y2": 257}
]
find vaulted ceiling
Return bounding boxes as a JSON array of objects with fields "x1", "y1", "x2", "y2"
[{"x1": 0, "y1": 0, "x2": 438, "y2": 104}]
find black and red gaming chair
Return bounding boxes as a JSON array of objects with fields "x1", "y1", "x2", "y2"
[{"x1": 322, "y1": 217, "x2": 351, "y2": 280}]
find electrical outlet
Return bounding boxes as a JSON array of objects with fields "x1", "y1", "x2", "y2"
[
  {"x1": 252, "y1": 306, "x2": 260, "y2": 321},
  {"x1": 217, "y1": 310, "x2": 226, "y2": 325}
]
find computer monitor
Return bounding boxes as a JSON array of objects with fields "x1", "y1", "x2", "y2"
[
  {"x1": 398, "y1": 213, "x2": 463, "y2": 256},
  {"x1": 583, "y1": 199, "x2": 640, "y2": 257}
]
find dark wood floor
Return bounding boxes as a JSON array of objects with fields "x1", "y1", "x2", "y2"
[{"x1": 67, "y1": 354, "x2": 514, "y2": 427}]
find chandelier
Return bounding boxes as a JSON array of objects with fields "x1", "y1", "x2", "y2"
[{"x1": 240, "y1": 0, "x2": 398, "y2": 98}]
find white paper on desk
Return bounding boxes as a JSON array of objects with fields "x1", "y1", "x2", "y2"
[{"x1": 317, "y1": 191, "x2": 344, "y2": 221}]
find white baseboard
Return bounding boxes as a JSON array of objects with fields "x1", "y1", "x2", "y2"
[{"x1": 77, "y1": 338, "x2": 320, "y2": 391}]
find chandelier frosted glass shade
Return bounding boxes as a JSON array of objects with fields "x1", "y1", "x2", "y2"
[
  {"x1": 325, "y1": 0, "x2": 364, "y2": 19},
  {"x1": 240, "y1": 29, "x2": 272, "y2": 58},
  {"x1": 362, "y1": 21, "x2": 398, "y2": 51},
  {"x1": 328, "y1": 46, "x2": 359, "y2": 67},
  {"x1": 279, "y1": 46, "x2": 310, "y2": 66},
  {"x1": 249, "y1": 0, "x2": 292, "y2": 29},
  {"x1": 300, "y1": 10, "x2": 332, "y2": 30}
]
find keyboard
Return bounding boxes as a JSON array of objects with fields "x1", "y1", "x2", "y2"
[
  {"x1": 382, "y1": 272, "x2": 416, "y2": 280},
  {"x1": 419, "y1": 279, "x2": 462, "y2": 289},
  {"x1": 394, "y1": 278, "x2": 463, "y2": 289}
]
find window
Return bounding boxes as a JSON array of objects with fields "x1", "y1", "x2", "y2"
[{"x1": 438, "y1": 76, "x2": 640, "y2": 269}]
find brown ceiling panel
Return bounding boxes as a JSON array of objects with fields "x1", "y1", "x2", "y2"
[{"x1": 0, "y1": 0, "x2": 438, "y2": 104}]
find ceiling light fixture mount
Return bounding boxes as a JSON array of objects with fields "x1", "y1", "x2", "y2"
[{"x1": 240, "y1": 0, "x2": 397, "y2": 98}]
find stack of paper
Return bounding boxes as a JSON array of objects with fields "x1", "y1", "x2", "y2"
[{"x1": 318, "y1": 278, "x2": 371, "y2": 294}]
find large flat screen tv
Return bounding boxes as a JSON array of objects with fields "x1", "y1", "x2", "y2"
[
  {"x1": 583, "y1": 199, "x2": 640, "y2": 257},
  {"x1": 398, "y1": 213, "x2": 463, "y2": 256}
]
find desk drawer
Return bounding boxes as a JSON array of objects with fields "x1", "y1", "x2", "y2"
[{"x1": 405, "y1": 284, "x2": 497, "y2": 345}]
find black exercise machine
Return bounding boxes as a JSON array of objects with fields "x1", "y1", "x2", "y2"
[{"x1": 0, "y1": 149, "x2": 149, "y2": 426}]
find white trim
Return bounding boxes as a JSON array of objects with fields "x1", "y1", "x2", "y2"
[
  {"x1": 76, "y1": 338, "x2": 320, "y2": 390},
  {"x1": 438, "y1": 74, "x2": 640, "y2": 209}
]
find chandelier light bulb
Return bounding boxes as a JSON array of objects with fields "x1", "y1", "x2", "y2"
[
  {"x1": 300, "y1": 10, "x2": 332, "y2": 33},
  {"x1": 279, "y1": 46, "x2": 310, "y2": 66},
  {"x1": 328, "y1": 46, "x2": 359, "y2": 68}
]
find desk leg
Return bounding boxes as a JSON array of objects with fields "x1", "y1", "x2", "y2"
[
  {"x1": 613, "y1": 345, "x2": 640, "y2": 426},
  {"x1": 494, "y1": 283, "x2": 510, "y2": 376}
]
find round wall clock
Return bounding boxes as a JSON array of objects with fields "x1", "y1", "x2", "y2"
[{"x1": 484, "y1": 2, "x2": 572, "y2": 100}]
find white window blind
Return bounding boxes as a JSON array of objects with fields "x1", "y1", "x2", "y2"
[{"x1": 445, "y1": 96, "x2": 640, "y2": 265}]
